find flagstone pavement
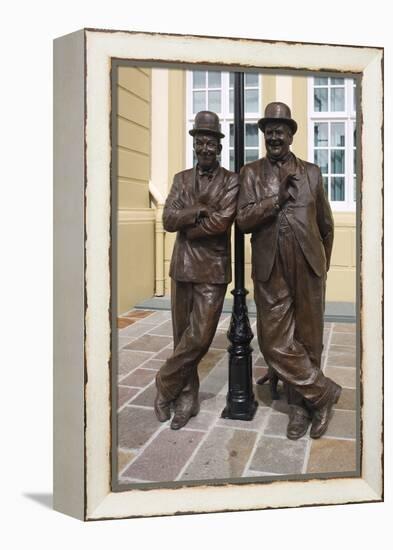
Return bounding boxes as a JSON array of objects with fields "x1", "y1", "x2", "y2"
[{"x1": 116, "y1": 308, "x2": 358, "y2": 486}]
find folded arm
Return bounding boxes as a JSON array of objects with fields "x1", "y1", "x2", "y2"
[
  {"x1": 185, "y1": 173, "x2": 239, "y2": 240},
  {"x1": 163, "y1": 173, "x2": 200, "y2": 232}
]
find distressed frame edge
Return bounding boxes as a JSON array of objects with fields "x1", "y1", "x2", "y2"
[
  {"x1": 79, "y1": 29, "x2": 383, "y2": 520},
  {"x1": 53, "y1": 29, "x2": 86, "y2": 521}
]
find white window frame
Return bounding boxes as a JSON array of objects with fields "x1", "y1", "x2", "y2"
[
  {"x1": 308, "y1": 76, "x2": 357, "y2": 212},
  {"x1": 186, "y1": 70, "x2": 262, "y2": 170}
]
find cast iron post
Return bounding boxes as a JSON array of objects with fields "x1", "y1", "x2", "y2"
[{"x1": 221, "y1": 72, "x2": 258, "y2": 420}]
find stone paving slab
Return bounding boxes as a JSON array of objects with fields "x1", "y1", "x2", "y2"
[
  {"x1": 118, "y1": 386, "x2": 140, "y2": 408},
  {"x1": 333, "y1": 323, "x2": 356, "y2": 333},
  {"x1": 118, "y1": 336, "x2": 135, "y2": 350},
  {"x1": 120, "y1": 322, "x2": 153, "y2": 338},
  {"x1": 121, "y1": 367, "x2": 157, "y2": 388},
  {"x1": 325, "y1": 366, "x2": 356, "y2": 388},
  {"x1": 134, "y1": 310, "x2": 171, "y2": 325},
  {"x1": 148, "y1": 320, "x2": 174, "y2": 336},
  {"x1": 330, "y1": 332, "x2": 356, "y2": 347},
  {"x1": 122, "y1": 428, "x2": 205, "y2": 482},
  {"x1": 118, "y1": 405, "x2": 159, "y2": 449},
  {"x1": 183, "y1": 411, "x2": 217, "y2": 431},
  {"x1": 154, "y1": 346, "x2": 174, "y2": 360},
  {"x1": 118, "y1": 350, "x2": 154, "y2": 377},
  {"x1": 307, "y1": 438, "x2": 357, "y2": 473},
  {"x1": 118, "y1": 318, "x2": 135, "y2": 329},
  {"x1": 211, "y1": 330, "x2": 230, "y2": 349},
  {"x1": 327, "y1": 345, "x2": 356, "y2": 367},
  {"x1": 198, "y1": 349, "x2": 226, "y2": 381},
  {"x1": 124, "y1": 334, "x2": 173, "y2": 352},
  {"x1": 336, "y1": 388, "x2": 356, "y2": 410},
  {"x1": 217, "y1": 405, "x2": 270, "y2": 431},
  {"x1": 130, "y1": 382, "x2": 157, "y2": 407},
  {"x1": 199, "y1": 392, "x2": 227, "y2": 414},
  {"x1": 118, "y1": 449, "x2": 136, "y2": 472},
  {"x1": 250, "y1": 436, "x2": 308, "y2": 475},
  {"x1": 324, "y1": 410, "x2": 356, "y2": 439},
  {"x1": 264, "y1": 412, "x2": 299, "y2": 438},
  {"x1": 180, "y1": 427, "x2": 257, "y2": 481}
]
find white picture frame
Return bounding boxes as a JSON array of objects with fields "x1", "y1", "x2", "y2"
[{"x1": 53, "y1": 28, "x2": 383, "y2": 521}]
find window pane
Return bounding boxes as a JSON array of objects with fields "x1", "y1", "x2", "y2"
[
  {"x1": 331, "y1": 87, "x2": 345, "y2": 111},
  {"x1": 314, "y1": 122, "x2": 328, "y2": 147},
  {"x1": 353, "y1": 176, "x2": 356, "y2": 202},
  {"x1": 353, "y1": 121, "x2": 357, "y2": 145},
  {"x1": 229, "y1": 72, "x2": 234, "y2": 88},
  {"x1": 208, "y1": 90, "x2": 221, "y2": 112},
  {"x1": 245, "y1": 73, "x2": 258, "y2": 87},
  {"x1": 353, "y1": 83, "x2": 357, "y2": 112},
  {"x1": 230, "y1": 124, "x2": 234, "y2": 148},
  {"x1": 245, "y1": 149, "x2": 259, "y2": 163},
  {"x1": 208, "y1": 71, "x2": 221, "y2": 88},
  {"x1": 314, "y1": 149, "x2": 328, "y2": 174},
  {"x1": 229, "y1": 150, "x2": 234, "y2": 171},
  {"x1": 331, "y1": 122, "x2": 345, "y2": 147},
  {"x1": 331, "y1": 77, "x2": 344, "y2": 85},
  {"x1": 314, "y1": 77, "x2": 328, "y2": 86},
  {"x1": 193, "y1": 90, "x2": 205, "y2": 113},
  {"x1": 229, "y1": 89, "x2": 234, "y2": 114},
  {"x1": 245, "y1": 123, "x2": 258, "y2": 147},
  {"x1": 331, "y1": 149, "x2": 345, "y2": 173},
  {"x1": 314, "y1": 88, "x2": 328, "y2": 111},
  {"x1": 331, "y1": 176, "x2": 345, "y2": 201},
  {"x1": 245, "y1": 89, "x2": 258, "y2": 112},
  {"x1": 323, "y1": 176, "x2": 329, "y2": 197},
  {"x1": 193, "y1": 71, "x2": 206, "y2": 89}
]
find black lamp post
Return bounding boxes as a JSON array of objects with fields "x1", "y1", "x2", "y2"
[{"x1": 221, "y1": 72, "x2": 258, "y2": 420}]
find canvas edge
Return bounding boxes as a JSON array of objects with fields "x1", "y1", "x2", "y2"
[{"x1": 78, "y1": 29, "x2": 383, "y2": 520}]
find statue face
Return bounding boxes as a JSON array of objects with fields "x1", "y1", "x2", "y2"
[
  {"x1": 194, "y1": 133, "x2": 222, "y2": 171},
  {"x1": 264, "y1": 122, "x2": 293, "y2": 161}
]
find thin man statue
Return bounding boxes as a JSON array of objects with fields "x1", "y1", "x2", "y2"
[
  {"x1": 237, "y1": 102, "x2": 342, "y2": 439},
  {"x1": 154, "y1": 111, "x2": 239, "y2": 430}
]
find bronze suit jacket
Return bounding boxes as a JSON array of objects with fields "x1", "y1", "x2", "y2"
[
  {"x1": 163, "y1": 165, "x2": 239, "y2": 284},
  {"x1": 237, "y1": 155, "x2": 334, "y2": 282}
]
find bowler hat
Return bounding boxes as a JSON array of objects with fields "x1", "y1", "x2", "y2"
[
  {"x1": 189, "y1": 110, "x2": 225, "y2": 138},
  {"x1": 258, "y1": 102, "x2": 298, "y2": 134}
]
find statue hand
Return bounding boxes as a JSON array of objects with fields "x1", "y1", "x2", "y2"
[
  {"x1": 198, "y1": 204, "x2": 214, "y2": 218},
  {"x1": 278, "y1": 171, "x2": 298, "y2": 205}
]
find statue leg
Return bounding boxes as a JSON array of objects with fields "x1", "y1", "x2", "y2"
[{"x1": 157, "y1": 282, "x2": 226, "y2": 428}]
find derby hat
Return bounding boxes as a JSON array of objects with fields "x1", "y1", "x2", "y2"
[
  {"x1": 189, "y1": 110, "x2": 225, "y2": 138},
  {"x1": 258, "y1": 102, "x2": 298, "y2": 134}
]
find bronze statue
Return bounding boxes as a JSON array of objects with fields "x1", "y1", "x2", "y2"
[
  {"x1": 154, "y1": 111, "x2": 239, "y2": 430},
  {"x1": 237, "y1": 102, "x2": 342, "y2": 439}
]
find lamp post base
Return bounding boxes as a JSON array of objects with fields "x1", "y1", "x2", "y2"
[{"x1": 221, "y1": 288, "x2": 258, "y2": 421}]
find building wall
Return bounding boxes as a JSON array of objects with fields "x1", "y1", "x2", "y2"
[
  {"x1": 117, "y1": 66, "x2": 155, "y2": 313},
  {"x1": 163, "y1": 71, "x2": 356, "y2": 304},
  {"x1": 164, "y1": 70, "x2": 186, "y2": 293}
]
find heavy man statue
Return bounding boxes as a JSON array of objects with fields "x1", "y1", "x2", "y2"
[
  {"x1": 154, "y1": 111, "x2": 239, "y2": 430},
  {"x1": 237, "y1": 102, "x2": 342, "y2": 439}
]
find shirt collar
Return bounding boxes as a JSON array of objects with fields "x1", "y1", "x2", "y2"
[
  {"x1": 197, "y1": 161, "x2": 220, "y2": 177},
  {"x1": 267, "y1": 151, "x2": 294, "y2": 167}
]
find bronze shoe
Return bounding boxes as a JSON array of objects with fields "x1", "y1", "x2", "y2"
[
  {"x1": 286, "y1": 405, "x2": 310, "y2": 440},
  {"x1": 170, "y1": 399, "x2": 200, "y2": 430},
  {"x1": 154, "y1": 374, "x2": 171, "y2": 422},
  {"x1": 310, "y1": 383, "x2": 342, "y2": 439}
]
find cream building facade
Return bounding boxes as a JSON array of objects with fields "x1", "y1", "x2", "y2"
[{"x1": 117, "y1": 66, "x2": 356, "y2": 313}]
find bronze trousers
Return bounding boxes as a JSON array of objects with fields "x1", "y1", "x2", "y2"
[
  {"x1": 254, "y1": 218, "x2": 334, "y2": 408},
  {"x1": 158, "y1": 279, "x2": 227, "y2": 402}
]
